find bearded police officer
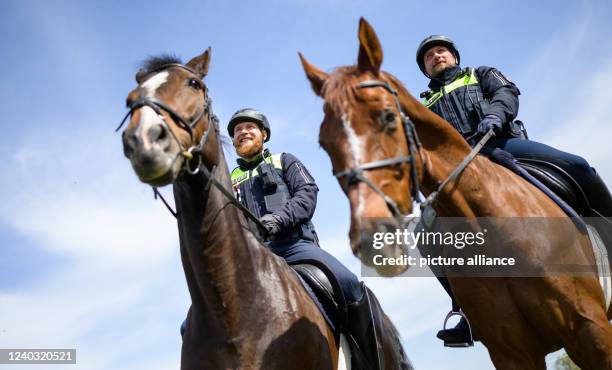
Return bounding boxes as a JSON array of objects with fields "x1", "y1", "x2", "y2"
[
  {"x1": 228, "y1": 108, "x2": 386, "y2": 370},
  {"x1": 417, "y1": 35, "x2": 612, "y2": 347}
]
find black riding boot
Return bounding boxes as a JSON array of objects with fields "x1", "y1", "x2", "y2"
[
  {"x1": 589, "y1": 172, "x2": 612, "y2": 216},
  {"x1": 435, "y1": 276, "x2": 476, "y2": 347},
  {"x1": 587, "y1": 171, "x2": 612, "y2": 252},
  {"x1": 437, "y1": 316, "x2": 475, "y2": 347},
  {"x1": 346, "y1": 282, "x2": 385, "y2": 370}
]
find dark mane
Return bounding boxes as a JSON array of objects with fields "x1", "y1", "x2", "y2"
[{"x1": 139, "y1": 54, "x2": 183, "y2": 75}]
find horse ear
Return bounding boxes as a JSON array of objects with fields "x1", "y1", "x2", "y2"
[
  {"x1": 298, "y1": 52, "x2": 328, "y2": 97},
  {"x1": 135, "y1": 68, "x2": 147, "y2": 84},
  {"x1": 357, "y1": 17, "x2": 383, "y2": 75},
  {"x1": 186, "y1": 47, "x2": 212, "y2": 78}
]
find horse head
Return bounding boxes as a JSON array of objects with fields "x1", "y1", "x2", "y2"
[
  {"x1": 120, "y1": 48, "x2": 219, "y2": 186},
  {"x1": 300, "y1": 19, "x2": 424, "y2": 276}
]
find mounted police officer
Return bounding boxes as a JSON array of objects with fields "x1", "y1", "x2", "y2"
[
  {"x1": 416, "y1": 35, "x2": 612, "y2": 347},
  {"x1": 228, "y1": 108, "x2": 386, "y2": 370}
]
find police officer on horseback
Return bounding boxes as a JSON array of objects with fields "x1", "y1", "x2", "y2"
[
  {"x1": 228, "y1": 108, "x2": 387, "y2": 370},
  {"x1": 416, "y1": 35, "x2": 612, "y2": 347}
]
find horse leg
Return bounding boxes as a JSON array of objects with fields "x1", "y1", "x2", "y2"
[
  {"x1": 488, "y1": 348, "x2": 546, "y2": 370},
  {"x1": 514, "y1": 276, "x2": 612, "y2": 370},
  {"x1": 451, "y1": 277, "x2": 547, "y2": 370},
  {"x1": 560, "y1": 315, "x2": 612, "y2": 370},
  {"x1": 478, "y1": 311, "x2": 547, "y2": 370},
  {"x1": 482, "y1": 312, "x2": 548, "y2": 370}
]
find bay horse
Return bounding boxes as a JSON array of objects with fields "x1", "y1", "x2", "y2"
[
  {"x1": 119, "y1": 48, "x2": 410, "y2": 369},
  {"x1": 299, "y1": 18, "x2": 612, "y2": 370}
]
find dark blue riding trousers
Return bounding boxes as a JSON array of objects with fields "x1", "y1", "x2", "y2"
[
  {"x1": 268, "y1": 238, "x2": 364, "y2": 304},
  {"x1": 487, "y1": 138, "x2": 597, "y2": 193}
]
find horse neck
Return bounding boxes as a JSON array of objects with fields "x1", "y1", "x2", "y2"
[
  {"x1": 394, "y1": 80, "x2": 488, "y2": 217},
  {"x1": 172, "y1": 138, "x2": 278, "y2": 343}
]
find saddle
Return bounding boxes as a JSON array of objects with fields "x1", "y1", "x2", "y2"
[
  {"x1": 290, "y1": 260, "x2": 348, "y2": 332},
  {"x1": 291, "y1": 262, "x2": 388, "y2": 370},
  {"x1": 515, "y1": 157, "x2": 591, "y2": 217}
]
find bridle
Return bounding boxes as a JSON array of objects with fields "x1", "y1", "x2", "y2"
[
  {"x1": 333, "y1": 78, "x2": 495, "y2": 227},
  {"x1": 116, "y1": 63, "x2": 269, "y2": 233},
  {"x1": 116, "y1": 63, "x2": 216, "y2": 176},
  {"x1": 333, "y1": 79, "x2": 423, "y2": 220}
]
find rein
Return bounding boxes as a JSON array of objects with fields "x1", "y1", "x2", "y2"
[
  {"x1": 117, "y1": 63, "x2": 268, "y2": 234},
  {"x1": 335, "y1": 79, "x2": 494, "y2": 227}
]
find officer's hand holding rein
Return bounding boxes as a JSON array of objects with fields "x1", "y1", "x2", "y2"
[
  {"x1": 477, "y1": 115, "x2": 503, "y2": 137},
  {"x1": 259, "y1": 214, "x2": 283, "y2": 236}
]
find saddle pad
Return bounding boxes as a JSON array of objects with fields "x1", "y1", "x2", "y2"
[
  {"x1": 485, "y1": 147, "x2": 587, "y2": 232},
  {"x1": 293, "y1": 271, "x2": 338, "y2": 332},
  {"x1": 587, "y1": 224, "x2": 612, "y2": 311}
]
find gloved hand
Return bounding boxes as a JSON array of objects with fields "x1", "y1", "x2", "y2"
[
  {"x1": 477, "y1": 115, "x2": 503, "y2": 137},
  {"x1": 259, "y1": 214, "x2": 283, "y2": 236}
]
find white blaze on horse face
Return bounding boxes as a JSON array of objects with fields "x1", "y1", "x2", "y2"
[
  {"x1": 141, "y1": 71, "x2": 169, "y2": 98},
  {"x1": 341, "y1": 111, "x2": 366, "y2": 218},
  {"x1": 137, "y1": 71, "x2": 169, "y2": 150}
]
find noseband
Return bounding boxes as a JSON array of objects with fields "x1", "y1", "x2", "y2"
[
  {"x1": 333, "y1": 79, "x2": 423, "y2": 219},
  {"x1": 116, "y1": 63, "x2": 217, "y2": 175}
]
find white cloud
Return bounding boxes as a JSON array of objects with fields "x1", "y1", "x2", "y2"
[
  {"x1": 544, "y1": 56, "x2": 612, "y2": 183},
  {"x1": 0, "y1": 128, "x2": 178, "y2": 262},
  {"x1": 0, "y1": 126, "x2": 187, "y2": 368},
  {"x1": 516, "y1": 5, "x2": 612, "y2": 184}
]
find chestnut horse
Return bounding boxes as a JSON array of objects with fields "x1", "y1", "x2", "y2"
[
  {"x1": 119, "y1": 48, "x2": 410, "y2": 369},
  {"x1": 300, "y1": 18, "x2": 612, "y2": 370}
]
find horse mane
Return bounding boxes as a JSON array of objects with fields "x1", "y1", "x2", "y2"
[
  {"x1": 321, "y1": 66, "x2": 407, "y2": 116},
  {"x1": 383, "y1": 73, "x2": 409, "y2": 95},
  {"x1": 219, "y1": 134, "x2": 234, "y2": 155},
  {"x1": 321, "y1": 66, "x2": 360, "y2": 116},
  {"x1": 139, "y1": 54, "x2": 183, "y2": 75},
  {"x1": 384, "y1": 314, "x2": 414, "y2": 370}
]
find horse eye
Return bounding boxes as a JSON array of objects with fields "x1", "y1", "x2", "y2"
[
  {"x1": 381, "y1": 110, "x2": 397, "y2": 127},
  {"x1": 188, "y1": 78, "x2": 202, "y2": 90}
]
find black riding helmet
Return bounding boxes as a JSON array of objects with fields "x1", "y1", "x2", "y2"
[
  {"x1": 227, "y1": 108, "x2": 271, "y2": 142},
  {"x1": 416, "y1": 35, "x2": 460, "y2": 77}
]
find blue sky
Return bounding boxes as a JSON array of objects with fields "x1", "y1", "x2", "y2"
[{"x1": 1, "y1": 0, "x2": 612, "y2": 369}]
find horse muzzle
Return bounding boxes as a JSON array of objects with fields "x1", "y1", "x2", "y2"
[
  {"x1": 350, "y1": 217, "x2": 410, "y2": 277},
  {"x1": 122, "y1": 123, "x2": 184, "y2": 186}
]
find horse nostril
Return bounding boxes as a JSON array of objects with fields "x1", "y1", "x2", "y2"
[
  {"x1": 157, "y1": 125, "x2": 167, "y2": 141},
  {"x1": 122, "y1": 130, "x2": 136, "y2": 158},
  {"x1": 148, "y1": 123, "x2": 169, "y2": 145}
]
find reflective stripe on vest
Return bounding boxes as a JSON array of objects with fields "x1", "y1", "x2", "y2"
[
  {"x1": 422, "y1": 68, "x2": 479, "y2": 108},
  {"x1": 231, "y1": 153, "x2": 283, "y2": 186}
]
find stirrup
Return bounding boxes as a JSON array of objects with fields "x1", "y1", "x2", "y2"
[{"x1": 442, "y1": 309, "x2": 474, "y2": 348}]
